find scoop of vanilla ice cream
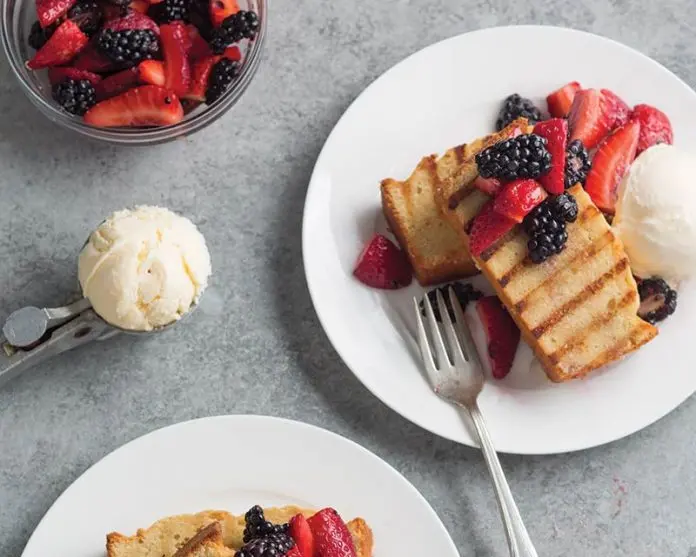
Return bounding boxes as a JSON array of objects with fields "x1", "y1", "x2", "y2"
[
  {"x1": 613, "y1": 144, "x2": 696, "y2": 286},
  {"x1": 78, "y1": 206, "x2": 212, "y2": 331}
]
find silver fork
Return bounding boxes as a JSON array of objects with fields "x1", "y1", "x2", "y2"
[{"x1": 414, "y1": 288, "x2": 538, "y2": 557}]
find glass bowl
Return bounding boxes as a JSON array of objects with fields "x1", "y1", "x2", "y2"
[{"x1": 1, "y1": 0, "x2": 266, "y2": 145}]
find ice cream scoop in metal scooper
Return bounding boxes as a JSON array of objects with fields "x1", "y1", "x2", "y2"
[{"x1": 0, "y1": 206, "x2": 212, "y2": 389}]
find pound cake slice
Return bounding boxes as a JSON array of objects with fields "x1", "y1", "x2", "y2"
[
  {"x1": 380, "y1": 118, "x2": 531, "y2": 285},
  {"x1": 107, "y1": 506, "x2": 373, "y2": 557},
  {"x1": 436, "y1": 178, "x2": 657, "y2": 381}
]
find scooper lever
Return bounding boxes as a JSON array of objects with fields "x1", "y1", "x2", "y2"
[{"x1": 0, "y1": 299, "x2": 114, "y2": 389}]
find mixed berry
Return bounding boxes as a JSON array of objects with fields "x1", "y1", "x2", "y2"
[
  {"x1": 637, "y1": 278, "x2": 678, "y2": 325},
  {"x1": 26, "y1": 0, "x2": 260, "y2": 128}
]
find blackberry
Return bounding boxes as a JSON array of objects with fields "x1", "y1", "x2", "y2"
[
  {"x1": 205, "y1": 58, "x2": 240, "y2": 105},
  {"x1": 236, "y1": 533, "x2": 295, "y2": 557},
  {"x1": 476, "y1": 134, "x2": 552, "y2": 181},
  {"x1": 637, "y1": 277, "x2": 678, "y2": 324},
  {"x1": 150, "y1": 0, "x2": 189, "y2": 23},
  {"x1": 548, "y1": 192, "x2": 579, "y2": 223},
  {"x1": 98, "y1": 29, "x2": 159, "y2": 65},
  {"x1": 243, "y1": 506, "x2": 288, "y2": 543},
  {"x1": 565, "y1": 139, "x2": 591, "y2": 189},
  {"x1": 52, "y1": 79, "x2": 96, "y2": 116},
  {"x1": 28, "y1": 20, "x2": 55, "y2": 50},
  {"x1": 209, "y1": 9, "x2": 260, "y2": 53},
  {"x1": 523, "y1": 200, "x2": 568, "y2": 264},
  {"x1": 495, "y1": 94, "x2": 542, "y2": 131},
  {"x1": 420, "y1": 283, "x2": 483, "y2": 323}
]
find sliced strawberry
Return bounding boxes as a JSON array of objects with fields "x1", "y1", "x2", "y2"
[
  {"x1": 93, "y1": 67, "x2": 140, "y2": 100},
  {"x1": 533, "y1": 118, "x2": 567, "y2": 194},
  {"x1": 186, "y1": 24, "x2": 212, "y2": 60},
  {"x1": 138, "y1": 59, "x2": 165, "y2": 86},
  {"x1": 160, "y1": 22, "x2": 192, "y2": 96},
  {"x1": 630, "y1": 104, "x2": 673, "y2": 155},
  {"x1": 353, "y1": 234, "x2": 412, "y2": 289},
  {"x1": 568, "y1": 88, "x2": 613, "y2": 150},
  {"x1": 27, "y1": 19, "x2": 88, "y2": 69},
  {"x1": 493, "y1": 179, "x2": 547, "y2": 223},
  {"x1": 104, "y1": 9, "x2": 159, "y2": 34},
  {"x1": 210, "y1": 0, "x2": 239, "y2": 27},
  {"x1": 48, "y1": 66, "x2": 102, "y2": 86},
  {"x1": 129, "y1": 0, "x2": 149, "y2": 12},
  {"x1": 476, "y1": 296, "x2": 520, "y2": 380},
  {"x1": 36, "y1": 0, "x2": 76, "y2": 28},
  {"x1": 289, "y1": 514, "x2": 315, "y2": 557},
  {"x1": 223, "y1": 44, "x2": 242, "y2": 62},
  {"x1": 72, "y1": 42, "x2": 114, "y2": 72},
  {"x1": 473, "y1": 176, "x2": 502, "y2": 196},
  {"x1": 468, "y1": 201, "x2": 516, "y2": 257},
  {"x1": 546, "y1": 81, "x2": 581, "y2": 118},
  {"x1": 601, "y1": 89, "x2": 631, "y2": 129},
  {"x1": 307, "y1": 508, "x2": 356, "y2": 557},
  {"x1": 84, "y1": 85, "x2": 184, "y2": 127},
  {"x1": 185, "y1": 55, "x2": 220, "y2": 101},
  {"x1": 585, "y1": 120, "x2": 640, "y2": 214}
]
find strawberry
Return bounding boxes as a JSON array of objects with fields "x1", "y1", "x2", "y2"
[
  {"x1": 104, "y1": 10, "x2": 159, "y2": 34},
  {"x1": 160, "y1": 22, "x2": 192, "y2": 96},
  {"x1": 472, "y1": 176, "x2": 502, "y2": 196},
  {"x1": 185, "y1": 55, "x2": 220, "y2": 101},
  {"x1": 476, "y1": 296, "x2": 520, "y2": 380},
  {"x1": 585, "y1": 120, "x2": 640, "y2": 214},
  {"x1": 307, "y1": 508, "x2": 356, "y2": 557},
  {"x1": 468, "y1": 201, "x2": 516, "y2": 257},
  {"x1": 546, "y1": 81, "x2": 581, "y2": 118},
  {"x1": 36, "y1": 0, "x2": 76, "y2": 28},
  {"x1": 138, "y1": 59, "x2": 165, "y2": 86},
  {"x1": 210, "y1": 0, "x2": 239, "y2": 27},
  {"x1": 601, "y1": 89, "x2": 631, "y2": 129},
  {"x1": 223, "y1": 44, "x2": 242, "y2": 62},
  {"x1": 493, "y1": 179, "x2": 547, "y2": 223},
  {"x1": 533, "y1": 118, "x2": 567, "y2": 194},
  {"x1": 84, "y1": 85, "x2": 184, "y2": 127},
  {"x1": 289, "y1": 514, "x2": 315, "y2": 557},
  {"x1": 630, "y1": 104, "x2": 673, "y2": 155},
  {"x1": 94, "y1": 67, "x2": 140, "y2": 100},
  {"x1": 48, "y1": 66, "x2": 102, "y2": 86},
  {"x1": 567, "y1": 88, "x2": 613, "y2": 150},
  {"x1": 186, "y1": 24, "x2": 212, "y2": 61},
  {"x1": 287, "y1": 549, "x2": 302, "y2": 557},
  {"x1": 353, "y1": 234, "x2": 412, "y2": 290},
  {"x1": 72, "y1": 42, "x2": 114, "y2": 72},
  {"x1": 27, "y1": 19, "x2": 88, "y2": 69}
]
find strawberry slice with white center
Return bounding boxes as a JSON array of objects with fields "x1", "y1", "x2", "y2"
[
  {"x1": 289, "y1": 514, "x2": 315, "y2": 557},
  {"x1": 533, "y1": 118, "x2": 568, "y2": 195},
  {"x1": 353, "y1": 234, "x2": 412, "y2": 289},
  {"x1": 468, "y1": 201, "x2": 516, "y2": 257},
  {"x1": 160, "y1": 22, "x2": 192, "y2": 97},
  {"x1": 27, "y1": 19, "x2": 88, "y2": 69},
  {"x1": 476, "y1": 296, "x2": 520, "y2": 380},
  {"x1": 585, "y1": 119, "x2": 640, "y2": 214},
  {"x1": 307, "y1": 508, "x2": 356, "y2": 557},
  {"x1": 546, "y1": 81, "x2": 581, "y2": 118},
  {"x1": 601, "y1": 89, "x2": 631, "y2": 129},
  {"x1": 568, "y1": 88, "x2": 613, "y2": 150},
  {"x1": 493, "y1": 179, "x2": 547, "y2": 223},
  {"x1": 84, "y1": 85, "x2": 184, "y2": 127},
  {"x1": 138, "y1": 59, "x2": 166, "y2": 87},
  {"x1": 631, "y1": 104, "x2": 673, "y2": 155}
]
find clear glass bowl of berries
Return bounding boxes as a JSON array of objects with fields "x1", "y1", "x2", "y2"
[{"x1": 1, "y1": 0, "x2": 266, "y2": 145}]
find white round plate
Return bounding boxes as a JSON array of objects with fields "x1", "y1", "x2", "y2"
[
  {"x1": 20, "y1": 416, "x2": 458, "y2": 557},
  {"x1": 303, "y1": 25, "x2": 696, "y2": 454}
]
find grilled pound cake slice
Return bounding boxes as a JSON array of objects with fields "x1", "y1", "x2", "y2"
[
  {"x1": 438, "y1": 182, "x2": 658, "y2": 381},
  {"x1": 380, "y1": 118, "x2": 531, "y2": 285},
  {"x1": 106, "y1": 506, "x2": 373, "y2": 557}
]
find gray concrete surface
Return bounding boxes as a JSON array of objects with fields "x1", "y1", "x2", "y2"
[{"x1": 2, "y1": 1, "x2": 696, "y2": 555}]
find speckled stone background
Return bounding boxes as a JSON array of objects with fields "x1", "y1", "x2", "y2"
[{"x1": 2, "y1": 1, "x2": 696, "y2": 556}]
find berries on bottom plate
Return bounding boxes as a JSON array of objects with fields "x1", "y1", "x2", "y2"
[
  {"x1": 546, "y1": 81, "x2": 581, "y2": 118},
  {"x1": 236, "y1": 533, "x2": 296, "y2": 557},
  {"x1": 420, "y1": 282, "x2": 483, "y2": 323},
  {"x1": 476, "y1": 296, "x2": 520, "y2": 380},
  {"x1": 52, "y1": 78, "x2": 96, "y2": 115},
  {"x1": 533, "y1": 118, "x2": 567, "y2": 195},
  {"x1": 353, "y1": 234, "x2": 412, "y2": 290},
  {"x1": 84, "y1": 85, "x2": 184, "y2": 127},
  {"x1": 630, "y1": 104, "x2": 674, "y2": 155},
  {"x1": 564, "y1": 139, "x2": 590, "y2": 189},
  {"x1": 495, "y1": 93, "x2": 542, "y2": 131},
  {"x1": 306, "y1": 508, "x2": 356, "y2": 557},
  {"x1": 206, "y1": 57, "x2": 240, "y2": 104},
  {"x1": 243, "y1": 505, "x2": 289, "y2": 543},
  {"x1": 209, "y1": 9, "x2": 259, "y2": 53},
  {"x1": 522, "y1": 195, "x2": 577, "y2": 264},
  {"x1": 476, "y1": 134, "x2": 552, "y2": 182},
  {"x1": 97, "y1": 28, "x2": 159, "y2": 64},
  {"x1": 637, "y1": 277, "x2": 677, "y2": 324}
]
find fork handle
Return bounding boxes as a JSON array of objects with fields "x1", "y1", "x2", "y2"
[{"x1": 466, "y1": 401, "x2": 538, "y2": 557}]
